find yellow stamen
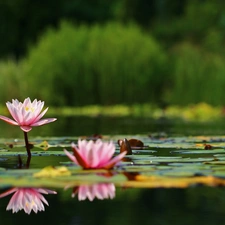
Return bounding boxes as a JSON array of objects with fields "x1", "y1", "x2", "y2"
[{"x1": 25, "y1": 107, "x2": 34, "y2": 112}]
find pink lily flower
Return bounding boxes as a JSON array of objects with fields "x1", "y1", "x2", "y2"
[
  {"x1": 0, "y1": 188, "x2": 57, "y2": 214},
  {"x1": 71, "y1": 183, "x2": 115, "y2": 201},
  {"x1": 0, "y1": 98, "x2": 57, "y2": 132},
  {"x1": 64, "y1": 139, "x2": 127, "y2": 169}
]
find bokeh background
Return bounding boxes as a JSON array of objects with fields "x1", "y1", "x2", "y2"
[{"x1": 1, "y1": 0, "x2": 225, "y2": 108}]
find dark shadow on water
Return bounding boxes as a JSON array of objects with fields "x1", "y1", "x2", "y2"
[
  {"x1": 1, "y1": 115, "x2": 225, "y2": 138},
  {"x1": 0, "y1": 155, "x2": 67, "y2": 169}
]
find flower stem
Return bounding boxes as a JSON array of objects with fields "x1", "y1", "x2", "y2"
[
  {"x1": 24, "y1": 132, "x2": 31, "y2": 158},
  {"x1": 17, "y1": 155, "x2": 22, "y2": 169},
  {"x1": 26, "y1": 156, "x2": 31, "y2": 168}
]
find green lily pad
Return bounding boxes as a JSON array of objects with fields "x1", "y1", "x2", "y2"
[{"x1": 2, "y1": 134, "x2": 225, "y2": 188}]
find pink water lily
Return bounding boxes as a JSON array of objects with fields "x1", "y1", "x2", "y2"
[
  {"x1": 0, "y1": 98, "x2": 57, "y2": 132},
  {"x1": 71, "y1": 183, "x2": 115, "y2": 201},
  {"x1": 0, "y1": 188, "x2": 57, "y2": 214},
  {"x1": 64, "y1": 139, "x2": 127, "y2": 169}
]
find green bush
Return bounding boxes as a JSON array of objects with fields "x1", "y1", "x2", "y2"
[
  {"x1": 23, "y1": 21, "x2": 167, "y2": 106},
  {"x1": 0, "y1": 60, "x2": 26, "y2": 103},
  {"x1": 169, "y1": 42, "x2": 225, "y2": 105}
]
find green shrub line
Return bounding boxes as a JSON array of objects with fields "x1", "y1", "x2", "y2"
[
  {"x1": 0, "y1": 103, "x2": 222, "y2": 122},
  {"x1": 169, "y1": 42, "x2": 225, "y2": 106},
  {"x1": 48, "y1": 103, "x2": 225, "y2": 122},
  {"x1": 1, "y1": 21, "x2": 225, "y2": 107}
]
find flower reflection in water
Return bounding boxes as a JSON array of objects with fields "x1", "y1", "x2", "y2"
[
  {"x1": 69, "y1": 183, "x2": 116, "y2": 201},
  {"x1": 0, "y1": 187, "x2": 57, "y2": 214}
]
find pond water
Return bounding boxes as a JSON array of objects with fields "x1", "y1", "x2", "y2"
[
  {"x1": 1, "y1": 116, "x2": 225, "y2": 225},
  {"x1": 1, "y1": 186, "x2": 225, "y2": 225},
  {"x1": 1, "y1": 115, "x2": 225, "y2": 138}
]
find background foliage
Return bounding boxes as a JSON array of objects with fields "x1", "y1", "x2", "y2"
[
  {"x1": 1, "y1": 0, "x2": 225, "y2": 106},
  {"x1": 22, "y1": 22, "x2": 166, "y2": 106}
]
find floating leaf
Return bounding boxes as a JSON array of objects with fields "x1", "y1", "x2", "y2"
[
  {"x1": 35, "y1": 140, "x2": 50, "y2": 150},
  {"x1": 204, "y1": 160, "x2": 225, "y2": 165},
  {"x1": 122, "y1": 174, "x2": 225, "y2": 188},
  {"x1": 33, "y1": 166, "x2": 71, "y2": 178},
  {"x1": 2, "y1": 134, "x2": 225, "y2": 188}
]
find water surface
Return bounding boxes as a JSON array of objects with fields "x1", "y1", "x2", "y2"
[{"x1": 1, "y1": 116, "x2": 225, "y2": 225}]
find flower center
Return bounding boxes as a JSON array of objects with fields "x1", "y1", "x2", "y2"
[
  {"x1": 25, "y1": 106, "x2": 35, "y2": 112},
  {"x1": 25, "y1": 200, "x2": 36, "y2": 208}
]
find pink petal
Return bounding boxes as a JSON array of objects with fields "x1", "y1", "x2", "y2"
[
  {"x1": 6, "y1": 103, "x2": 16, "y2": 119},
  {"x1": 11, "y1": 105, "x2": 23, "y2": 124},
  {"x1": 32, "y1": 107, "x2": 48, "y2": 123},
  {"x1": 77, "y1": 140, "x2": 96, "y2": 166},
  {"x1": 102, "y1": 151, "x2": 127, "y2": 169},
  {"x1": 79, "y1": 140, "x2": 93, "y2": 162},
  {"x1": 11, "y1": 99, "x2": 19, "y2": 106},
  {"x1": 95, "y1": 184, "x2": 115, "y2": 199},
  {"x1": 91, "y1": 141, "x2": 113, "y2": 167},
  {"x1": 93, "y1": 184, "x2": 105, "y2": 199},
  {"x1": 0, "y1": 115, "x2": 18, "y2": 126},
  {"x1": 31, "y1": 118, "x2": 57, "y2": 126},
  {"x1": 64, "y1": 149, "x2": 78, "y2": 164},
  {"x1": 37, "y1": 188, "x2": 57, "y2": 195},
  {"x1": 71, "y1": 142, "x2": 90, "y2": 167},
  {"x1": 97, "y1": 141, "x2": 115, "y2": 165},
  {"x1": 85, "y1": 186, "x2": 96, "y2": 201},
  {"x1": 65, "y1": 147, "x2": 90, "y2": 168},
  {"x1": 106, "y1": 184, "x2": 116, "y2": 199},
  {"x1": 72, "y1": 147, "x2": 90, "y2": 169},
  {"x1": 0, "y1": 188, "x2": 17, "y2": 198},
  {"x1": 23, "y1": 110, "x2": 34, "y2": 124},
  {"x1": 78, "y1": 186, "x2": 90, "y2": 201},
  {"x1": 87, "y1": 148, "x2": 100, "y2": 168},
  {"x1": 20, "y1": 126, "x2": 32, "y2": 132}
]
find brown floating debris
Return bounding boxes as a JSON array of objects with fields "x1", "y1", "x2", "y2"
[
  {"x1": 118, "y1": 138, "x2": 146, "y2": 155},
  {"x1": 8, "y1": 143, "x2": 14, "y2": 148},
  {"x1": 196, "y1": 143, "x2": 214, "y2": 150},
  {"x1": 128, "y1": 138, "x2": 144, "y2": 147},
  {"x1": 118, "y1": 138, "x2": 132, "y2": 155},
  {"x1": 204, "y1": 144, "x2": 213, "y2": 150}
]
